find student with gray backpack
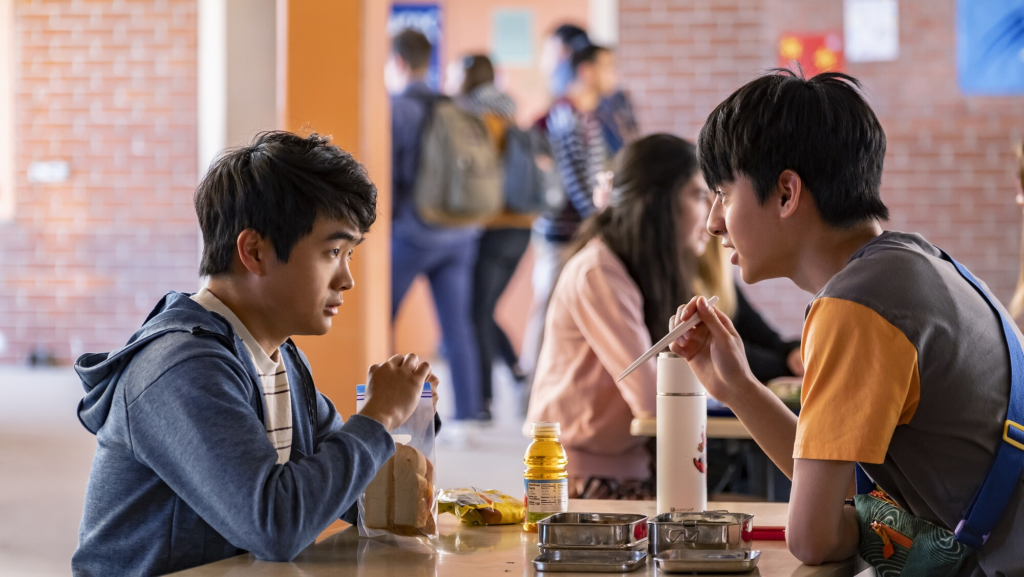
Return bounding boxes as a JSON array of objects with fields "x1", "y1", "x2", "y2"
[
  {"x1": 446, "y1": 54, "x2": 546, "y2": 422},
  {"x1": 387, "y1": 30, "x2": 495, "y2": 434}
]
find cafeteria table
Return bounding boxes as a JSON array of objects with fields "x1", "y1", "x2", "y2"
[{"x1": 171, "y1": 499, "x2": 871, "y2": 576}]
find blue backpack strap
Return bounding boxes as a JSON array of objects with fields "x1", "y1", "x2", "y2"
[
  {"x1": 940, "y1": 250, "x2": 1024, "y2": 549},
  {"x1": 855, "y1": 464, "x2": 875, "y2": 495}
]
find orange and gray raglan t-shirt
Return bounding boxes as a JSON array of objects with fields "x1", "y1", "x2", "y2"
[{"x1": 794, "y1": 231, "x2": 1024, "y2": 576}]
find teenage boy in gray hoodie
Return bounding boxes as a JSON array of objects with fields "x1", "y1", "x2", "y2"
[{"x1": 73, "y1": 131, "x2": 437, "y2": 576}]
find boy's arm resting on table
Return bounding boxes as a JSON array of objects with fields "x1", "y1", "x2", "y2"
[
  {"x1": 788, "y1": 459, "x2": 861, "y2": 565},
  {"x1": 128, "y1": 355, "x2": 395, "y2": 561}
]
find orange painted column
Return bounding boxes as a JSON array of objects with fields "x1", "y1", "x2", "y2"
[{"x1": 278, "y1": 0, "x2": 391, "y2": 418}]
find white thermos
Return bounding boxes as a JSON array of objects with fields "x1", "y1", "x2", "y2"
[{"x1": 656, "y1": 351, "x2": 708, "y2": 514}]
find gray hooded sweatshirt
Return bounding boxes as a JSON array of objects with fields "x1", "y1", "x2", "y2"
[{"x1": 72, "y1": 292, "x2": 395, "y2": 576}]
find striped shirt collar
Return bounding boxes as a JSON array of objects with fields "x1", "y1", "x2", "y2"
[{"x1": 191, "y1": 288, "x2": 280, "y2": 375}]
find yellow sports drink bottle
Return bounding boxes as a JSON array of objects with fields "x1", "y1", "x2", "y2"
[{"x1": 523, "y1": 421, "x2": 568, "y2": 532}]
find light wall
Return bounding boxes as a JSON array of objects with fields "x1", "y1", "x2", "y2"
[
  {"x1": 1, "y1": 0, "x2": 200, "y2": 365},
  {"x1": 0, "y1": 0, "x2": 14, "y2": 223},
  {"x1": 225, "y1": 0, "x2": 276, "y2": 148}
]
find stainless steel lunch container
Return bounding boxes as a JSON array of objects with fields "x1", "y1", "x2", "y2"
[
  {"x1": 532, "y1": 549, "x2": 647, "y2": 573},
  {"x1": 648, "y1": 510, "x2": 754, "y2": 555},
  {"x1": 654, "y1": 549, "x2": 761, "y2": 573},
  {"x1": 537, "y1": 513, "x2": 649, "y2": 550}
]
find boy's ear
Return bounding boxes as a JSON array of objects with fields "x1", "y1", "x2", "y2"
[
  {"x1": 236, "y1": 229, "x2": 270, "y2": 276},
  {"x1": 777, "y1": 169, "x2": 804, "y2": 220}
]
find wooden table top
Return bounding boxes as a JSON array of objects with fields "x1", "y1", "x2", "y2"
[
  {"x1": 631, "y1": 416, "x2": 753, "y2": 439},
  {"x1": 171, "y1": 499, "x2": 868, "y2": 576}
]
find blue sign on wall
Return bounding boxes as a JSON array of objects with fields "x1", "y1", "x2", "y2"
[
  {"x1": 389, "y1": 4, "x2": 443, "y2": 91},
  {"x1": 957, "y1": 0, "x2": 1024, "y2": 95}
]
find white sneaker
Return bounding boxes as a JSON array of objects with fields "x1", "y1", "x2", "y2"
[{"x1": 436, "y1": 420, "x2": 478, "y2": 449}]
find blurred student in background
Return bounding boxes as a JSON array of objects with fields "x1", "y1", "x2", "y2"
[
  {"x1": 521, "y1": 44, "x2": 627, "y2": 391},
  {"x1": 539, "y1": 24, "x2": 639, "y2": 162},
  {"x1": 539, "y1": 24, "x2": 591, "y2": 98},
  {"x1": 387, "y1": 30, "x2": 483, "y2": 427},
  {"x1": 446, "y1": 54, "x2": 536, "y2": 421},
  {"x1": 1012, "y1": 140, "x2": 1024, "y2": 323}
]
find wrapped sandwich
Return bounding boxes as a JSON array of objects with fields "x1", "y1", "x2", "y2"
[
  {"x1": 363, "y1": 443, "x2": 436, "y2": 536},
  {"x1": 357, "y1": 381, "x2": 438, "y2": 539}
]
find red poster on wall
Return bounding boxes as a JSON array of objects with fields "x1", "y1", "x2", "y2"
[{"x1": 777, "y1": 32, "x2": 845, "y2": 76}]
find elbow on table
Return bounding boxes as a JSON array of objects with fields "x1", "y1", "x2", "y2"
[
  {"x1": 787, "y1": 530, "x2": 836, "y2": 566},
  {"x1": 249, "y1": 531, "x2": 307, "y2": 563}
]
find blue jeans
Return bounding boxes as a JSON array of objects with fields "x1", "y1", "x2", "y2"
[{"x1": 392, "y1": 226, "x2": 482, "y2": 421}]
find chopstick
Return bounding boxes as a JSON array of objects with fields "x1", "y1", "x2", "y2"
[{"x1": 616, "y1": 296, "x2": 719, "y2": 383}]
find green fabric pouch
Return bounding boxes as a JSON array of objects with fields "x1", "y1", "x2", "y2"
[{"x1": 854, "y1": 489, "x2": 973, "y2": 577}]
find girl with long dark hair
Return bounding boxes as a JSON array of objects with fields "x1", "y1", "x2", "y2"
[{"x1": 524, "y1": 134, "x2": 709, "y2": 497}]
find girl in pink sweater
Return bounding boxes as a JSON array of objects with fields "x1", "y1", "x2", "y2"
[{"x1": 524, "y1": 134, "x2": 711, "y2": 499}]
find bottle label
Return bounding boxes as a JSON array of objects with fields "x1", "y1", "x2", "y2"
[{"x1": 524, "y1": 478, "x2": 568, "y2": 523}]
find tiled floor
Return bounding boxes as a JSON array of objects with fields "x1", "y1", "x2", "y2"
[
  {"x1": 0, "y1": 363, "x2": 529, "y2": 576},
  {"x1": 0, "y1": 368, "x2": 97, "y2": 576}
]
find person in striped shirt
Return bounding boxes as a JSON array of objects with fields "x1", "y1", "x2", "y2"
[
  {"x1": 73, "y1": 132, "x2": 438, "y2": 576},
  {"x1": 522, "y1": 44, "x2": 626, "y2": 395}
]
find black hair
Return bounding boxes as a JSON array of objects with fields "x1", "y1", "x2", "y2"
[
  {"x1": 391, "y1": 28, "x2": 432, "y2": 71},
  {"x1": 573, "y1": 134, "x2": 701, "y2": 343},
  {"x1": 697, "y1": 69, "x2": 889, "y2": 228},
  {"x1": 552, "y1": 24, "x2": 590, "y2": 53},
  {"x1": 571, "y1": 44, "x2": 609, "y2": 75},
  {"x1": 195, "y1": 131, "x2": 377, "y2": 277},
  {"x1": 460, "y1": 54, "x2": 495, "y2": 95}
]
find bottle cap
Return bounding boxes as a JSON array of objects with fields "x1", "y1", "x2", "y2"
[{"x1": 531, "y1": 421, "x2": 560, "y2": 437}]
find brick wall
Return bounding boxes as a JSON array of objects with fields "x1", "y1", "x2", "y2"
[
  {"x1": 0, "y1": 0, "x2": 198, "y2": 364},
  {"x1": 619, "y1": 0, "x2": 1024, "y2": 337}
]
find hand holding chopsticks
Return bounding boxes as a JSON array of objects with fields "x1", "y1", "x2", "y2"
[{"x1": 617, "y1": 296, "x2": 720, "y2": 383}]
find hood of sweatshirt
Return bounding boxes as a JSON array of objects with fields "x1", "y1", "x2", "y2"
[{"x1": 75, "y1": 291, "x2": 239, "y2": 434}]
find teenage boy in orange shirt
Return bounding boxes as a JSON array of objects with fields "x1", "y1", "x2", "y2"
[{"x1": 672, "y1": 71, "x2": 1023, "y2": 576}]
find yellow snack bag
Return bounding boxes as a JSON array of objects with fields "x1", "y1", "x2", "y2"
[{"x1": 437, "y1": 488, "x2": 525, "y2": 526}]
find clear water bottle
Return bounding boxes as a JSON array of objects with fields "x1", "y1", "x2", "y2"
[
  {"x1": 523, "y1": 421, "x2": 568, "y2": 532},
  {"x1": 657, "y1": 352, "x2": 708, "y2": 514}
]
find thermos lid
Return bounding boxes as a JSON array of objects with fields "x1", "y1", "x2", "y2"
[{"x1": 656, "y1": 352, "x2": 706, "y2": 395}]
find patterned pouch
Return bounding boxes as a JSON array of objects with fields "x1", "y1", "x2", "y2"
[{"x1": 854, "y1": 489, "x2": 973, "y2": 577}]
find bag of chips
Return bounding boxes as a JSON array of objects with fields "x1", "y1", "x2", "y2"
[{"x1": 437, "y1": 488, "x2": 525, "y2": 526}]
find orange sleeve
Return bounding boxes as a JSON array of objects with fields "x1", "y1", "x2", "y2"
[{"x1": 794, "y1": 298, "x2": 921, "y2": 464}]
